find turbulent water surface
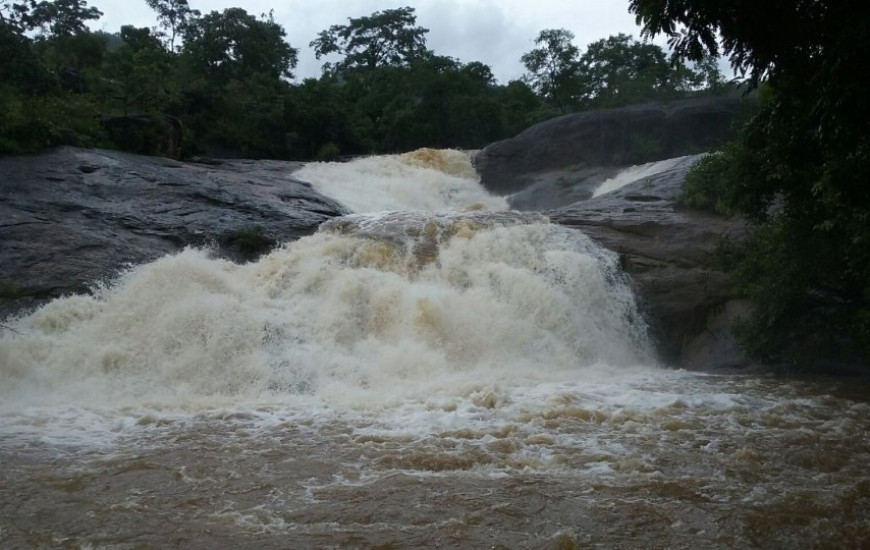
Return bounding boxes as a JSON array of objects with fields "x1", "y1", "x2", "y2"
[{"x1": 1, "y1": 150, "x2": 869, "y2": 549}]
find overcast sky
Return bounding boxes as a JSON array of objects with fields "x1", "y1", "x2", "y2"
[{"x1": 91, "y1": 0, "x2": 655, "y2": 83}]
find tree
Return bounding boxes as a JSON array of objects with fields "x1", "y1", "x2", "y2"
[
  {"x1": 520, "y1": 28, "x2": 585, "y2": 113},
  {"x1": 19, "y1": 0, "x2": 106, "y2": 94},
  {"x1": 462, "y1": 61, "x2": 496, "y2": 87},
  {"x1": 630, "y1": 0, "x2": 870, "y2": 365},
  {"x1": 145, "y1": 0, "x2": 199, "y2": 51},
  {"x1": 179, "y1": 9, "x2": 297, "y2": 158},
  {"x1": 102, "y1": 25, "x2": 175, "y2": 112},
  {"x1": 496, "y1": 79, "x2": 549, "y2": 135},
  {"x1": 310, "y1": 6, "x2": 430, "y2": 73},
  {"x1": 628, "y1": 0, "x2": 832, "y2": 86},
  {"x1": 19, "y1": 0, "x2": 102, "y2": 37},
  {"x1": 0, "y1": 8, "x2": 47, "y2": 89},
  {"x1": 182, "y1": 8, "x2": 297, "y2": 81},
  {"x1": 579, "y1": 33, "x2": 707, "y2": 107},
  {"x1": 689, "y1": 51, "x2": 727, "y2": 92},
  {"x1": 1, "y1": 0, "x2": 33, "y2": 33}
]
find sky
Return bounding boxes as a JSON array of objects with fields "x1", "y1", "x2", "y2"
[{"x1": 90, "y1": 0, "x2": 656, "y2": 84}]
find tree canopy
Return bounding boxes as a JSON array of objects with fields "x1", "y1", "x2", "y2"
[
  {"x1": 310, "y1": 6, "x2": 430, "y2": 72},
  {"x1": 580, "y1": 33, "x2": 701, "y2": 107},
  {"x1": 182, "y1": 8, "x2": 297, "y2": 80},
  {"x1": 0, "y1": 2, "x2": 730, "y2": 165},
  {"x1": 8, "y1": 0, "x2": 102, "y2": 37},
  {"x1": 520, "y1": 28, "x2": 723, "y2": 112},
  {"x1": 145, "y1": 0, "x2": 198, "y2": 51},
  {"x1": 521, "y1": 28, "x2": 584, "y2": 112}
]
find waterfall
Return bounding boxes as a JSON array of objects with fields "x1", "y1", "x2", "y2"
[
  {"x1": 0, "y1": 149, "x2": 652, "y2": 421},
  {"x1": 2, "y1": 151, "x2": 867, "y2": 550}
]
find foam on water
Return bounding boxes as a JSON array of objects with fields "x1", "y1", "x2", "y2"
[
  {"x1": 0, "y1": 219, "x2": 651, "y2": 421},
  {"x1": 592, "y1": 155, "x2": 692, "y2": 198},
  {"x1": 5, "y1": 148, "x2": 861, "y2": 461},
  {"x1": 3, "y1": 150, "x2": 870, "y2": 548},
  {"x1": 294, "y1": 148, "x2": 507, "y2": 213},
  {"x1": 0, "y1": 149, "x2": 781, "y2": 453},
  {"x1": 0, "y1": 149, "x2": 656, "y2": 438}
]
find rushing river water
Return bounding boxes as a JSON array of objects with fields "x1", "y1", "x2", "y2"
[{"x1": 1, "y1": 150, "x2": 869, "y2": 549}]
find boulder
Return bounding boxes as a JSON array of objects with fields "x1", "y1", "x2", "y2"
[
  {"x1": 0, "y1": 147, "x2": 348, "y2": 317},
  {"x1": 474, "y1": 95, "x2": 748, "y2": 195},
  {"x1": 547, "y1": 156, "x2": 751, "y2": 369}
]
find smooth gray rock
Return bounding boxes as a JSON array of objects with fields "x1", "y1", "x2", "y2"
[
  {"x1": 548, "y1": 155, "x2": 751, "y2": 369},
  {"x1": 505, "y1": 165, "x2": 623, "y2": 210},
  {"x1": 475, "y1": 95, "x2": 747, "y2": 195},
  {"x1": 0, "y1": 147, "x2": 348, "y2": 317}
]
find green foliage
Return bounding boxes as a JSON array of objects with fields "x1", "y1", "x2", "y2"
[
  {"x1": 628, "y1": 0, "x2": 830, "y2": 87},
  {"x1": 632, "y1": 0, "x2": 870, "y2": 367},
  {"x1": 232, "y1": 225, "x2": 274, "y2": 256},
  {"x1": 679, "y1": 147, "x2": 740, "y2": 215},
  {"x1": 0, "y1": 19, "x2": 51, "y2": 90},
  {"x1": 0, "y1": 82, "x2": 105, "y2": 153},
  {"x1": 18, "y1": 0, "x2": 103, "y2": 37},
  {"x1": 315, "y1": 142, "x2": 340, "y2": 162},
  {"x1": 102, "y1": 26, "x2": 176, "y2": 113},
  {"x1": 168, "y1": 8, "x2": 300, "y2": 158},
  {"x1": 0, "y1": 281, "x2": 23, "y2": 299},
  {"x1": 519, "y1": 30, "x2": 727, "y2": 113},
  {"x1": 728, "y1": 218, "x2": 870, "y2": 366},
  {"x1": 580, "y1": 33, "x2": 704, "y2": 107},
  {"x1": 184, "y1": 74, "x2": 291, "y2": 158},
  {"x1": 520, "y1": 28, "x2": 584, "y2": 113},
  {"x1": 282, "y1": 53, "x2": 528, "y2": 157},
  {"x1": 283, "y1": 76, "x2": 361, "y2": 158},
  {"x1": 310, "y1": 6, "x2": 430, "y2": 73},
  {"x1": 1, "y1": 3, "x2": 726, "y2": 161},
  {"x1": 144, "y1": 0, "x2": 198, "y2": 51},
  {"x1": 182, "y1": 8, "x2": 297, "y2": 81}
]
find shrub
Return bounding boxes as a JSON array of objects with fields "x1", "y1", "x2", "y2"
[
  {"x1": 233, "y1": 226, "x2": 274, "y2": 256},
  {"x1": 678, "y1": 145, "x2": 741, "y2": 215},
  {"x1": 315, "y1": 142, "x2": 341, "y2": 162}
]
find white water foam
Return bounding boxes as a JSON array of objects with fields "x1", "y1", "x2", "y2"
[
  {"x1": 0, "y1": 148, "x2": 668, "y2": 449},
  {"x1": 0, "y1": 220, "x2": 651, "y2": 415},
  {"x1": 591, "y1": 155, "x2": 693, "y2": 198},
  {"x1": 4, "y1": 149, "x2": 870, "y2": 550},
  {"x1": 294, "y1": 148, "x2": 507, "y2": 213}
]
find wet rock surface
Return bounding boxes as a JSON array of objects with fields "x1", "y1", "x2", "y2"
[
  {"x1": 474, "y1": 96, "x2": 755, "y2": 370},
  {"x1": 546, "y1": 155, "x2": 750, "y2": 369},
  {"x1": 1, "y1": 132, "x2": 750, "y2": 370},
  {"x1": 474, "y1": 95, "x2": 747, "y2": 195},
  {"x1": 0, "y1": 147, "x2": 348, "y2": 317}
]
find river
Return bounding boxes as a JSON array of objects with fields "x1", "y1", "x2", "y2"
[{"x1": 1, "y1": 150, "x2": 868, "y2": 549}]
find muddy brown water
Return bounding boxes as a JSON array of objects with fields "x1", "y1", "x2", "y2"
[
  {"x1": 3, "y1": 153, "x2": 869, "y2": 548},
  {"x1": 2, "y1": 374, "x2": 869, "y2": 549}
]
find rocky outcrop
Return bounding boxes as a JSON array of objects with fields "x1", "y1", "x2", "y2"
[
  {"x1": 471, "y1": 95, "x2": 756, "y2": 370},
  {"x1": 1, "y1": 107, "x2": 752, "y2": 371},
  {"x1": 474, "y1": 95, "x2": 749, "y2": 195},
  {"x1": 546, "y1": 156, "x2": 750, "y2": 370},
  {"x1": 0, "y1": 147, "x2": 348, "y2": 317}
]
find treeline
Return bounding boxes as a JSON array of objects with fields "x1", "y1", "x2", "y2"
[{"x1": 1, "y1": 2, "x2": 731, "y2": 160}]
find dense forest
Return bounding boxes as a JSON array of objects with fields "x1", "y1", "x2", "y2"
[{"x1": 0, "y1": 1, "x2": 728, "y2": 160}]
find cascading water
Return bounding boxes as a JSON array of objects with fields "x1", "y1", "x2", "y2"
[
  {"x1": 0, "y1": 211, "x2": 651, "y2": 415},
  {"x1": 1, "y1": 149, "x2": 868, "y2": 549},
  {"x1": 294, "y1": 148, "x2": 508, "y2": 212},
  {"x1": 591, "y1": 155, "x2": 694, "y2": 198}
]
